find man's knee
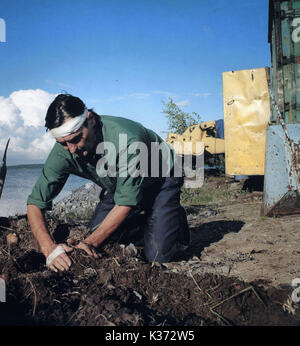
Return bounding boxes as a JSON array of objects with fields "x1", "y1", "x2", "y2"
[
  {"x1": 143, "y1": 236, "x2": 179, "y2": 263},
  {"x1": 88, "y1": 193, "x2": 115, "y2": 232},
  {"x1": 144, "y1": 248, "x2": 174, "y2": 263}
]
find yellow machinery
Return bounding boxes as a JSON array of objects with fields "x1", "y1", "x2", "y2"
[{"x1": 166, "y1": 120, "x2": 225, "y2": 156}]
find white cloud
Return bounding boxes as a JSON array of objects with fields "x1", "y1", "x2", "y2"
[
  {"x1": 96, "y1": 90, "x2": 175, "y2": 104},
  {"x1": 0, "y1": 96, "x2": 21, "y2": 128},
  {"x1": 0, "y1": 89, "x2": 56, "y2": 164},
  {"x1": 28, "y1": 132, "x2": 56, "y2": 160},
  {"x1": 176, "y1": 99, "x2": 190, "y2": 107},
  {"x1": 103, "y1": 95, "x2": 125, "y2": 103},
  {"x1": 194, "y1": 92, "x2": 212, "y2": 98},
  {"x1": 10, "y1": 89, "x2": 55, "y2": 127},
  {"x1": 152, "y1": 90, "x2": 173, "y2": 97},
  {"x1": 129, "y1": 93, "x2": 151, "y2": 99}
]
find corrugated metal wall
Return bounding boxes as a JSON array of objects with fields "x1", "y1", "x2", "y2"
[
  {"x1": 262, "y1": 0, "x2": 300, "y2": 216},
  {"x1": 269, "y1": 0, "x2": 300, "y2": 124}
]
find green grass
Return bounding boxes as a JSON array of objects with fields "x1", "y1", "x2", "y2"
[{"x1": 180, "y1": 183, "x2": 248, "y2": 206}]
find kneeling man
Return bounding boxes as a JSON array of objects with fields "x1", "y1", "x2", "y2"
[{"x1": 27, "y1": 94, "x2": 190, "y2": 272}]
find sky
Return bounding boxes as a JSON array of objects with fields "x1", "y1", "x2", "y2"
[{"x1": 0, "y1": 0, "x2": 270, "y2": 165}]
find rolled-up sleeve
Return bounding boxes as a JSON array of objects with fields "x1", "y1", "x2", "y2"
[{"x1": 27, "y1": 144, "x2": 70, "y2": 210}]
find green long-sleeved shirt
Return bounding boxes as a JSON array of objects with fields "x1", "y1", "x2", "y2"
[{"x1": 27, "y1": 115, "x2": 174, "y2": 210}]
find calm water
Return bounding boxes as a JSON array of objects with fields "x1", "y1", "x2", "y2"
[{"x1": 0, "y1": 164, "x2": 88, "y2": 217}]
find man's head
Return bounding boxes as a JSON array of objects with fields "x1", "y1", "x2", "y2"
[{"x1": 46, "y1": 94, "x2": 98, "y2": 157}]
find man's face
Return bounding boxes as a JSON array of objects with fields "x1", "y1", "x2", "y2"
[{"x1": 55, "y1": 112, "x2": 96, "y2": 157}]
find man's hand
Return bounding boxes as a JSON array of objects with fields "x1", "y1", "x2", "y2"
[
  {"x1": 27, "y1": 204, "x2": 74, "y2": 273},
  {"x1": 74, "y1": 240, "x2": 99, "y2": 259},
  {"x1": 47, "y1": 243, "x2": 73, "y2": 272},
  {"x1": 65, "y1": 205, "x2": 131, "y2": 261},
  {"x1": 83, "y1": 205, "x2": 132, "y2": 249}
]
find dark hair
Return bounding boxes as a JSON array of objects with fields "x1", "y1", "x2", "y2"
[{"x1": 45, "y1": 94, "x2": 86, "y2": 130}]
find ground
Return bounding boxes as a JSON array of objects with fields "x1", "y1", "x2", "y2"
[{"x1": 0, "y1": 172, "x2": 300, "y2": 326}]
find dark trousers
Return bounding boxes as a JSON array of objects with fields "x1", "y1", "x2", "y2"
[{"x1": 88, "y1": 177, "x2": 190, "y2": 263}]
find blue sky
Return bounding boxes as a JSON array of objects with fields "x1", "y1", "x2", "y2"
[{"x1": 0, "y1": 0, "x2": 270, "y2": 165}]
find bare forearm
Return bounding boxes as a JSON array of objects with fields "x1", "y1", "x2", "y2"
[
  {"x1": 27, "y1": 204, "x2": 55, "y2": 257},
  {"x1": 84, "y1": 205, "x2": 132, "y2": 247}
]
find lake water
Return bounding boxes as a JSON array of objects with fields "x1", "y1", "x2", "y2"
[
  {"x1": 0, "y1": 163, "x2": 221, "y2": 217},
  {"x1": 0, "y1": 164, "x2": 88, "y2": 217}
]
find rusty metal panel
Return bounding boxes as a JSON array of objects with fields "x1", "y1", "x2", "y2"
[
  {"x1": 262, "y1": 123, "x2": 300, "y2": 216},
  {"x1": 223, "y1": 68, "x2": 271, "y2": 176}
]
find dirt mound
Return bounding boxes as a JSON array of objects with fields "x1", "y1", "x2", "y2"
[{"x1": 0, "y1": 214, "x2": 299, "y2": 326}]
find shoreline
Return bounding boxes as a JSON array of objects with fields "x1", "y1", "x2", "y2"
[{"x1": 1, "y1": 182, "x2": 101, "y2": 221}]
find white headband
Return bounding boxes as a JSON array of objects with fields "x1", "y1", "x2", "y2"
[{"x1": 50, "y1": 109, "x2": 88, "y2": 139}]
